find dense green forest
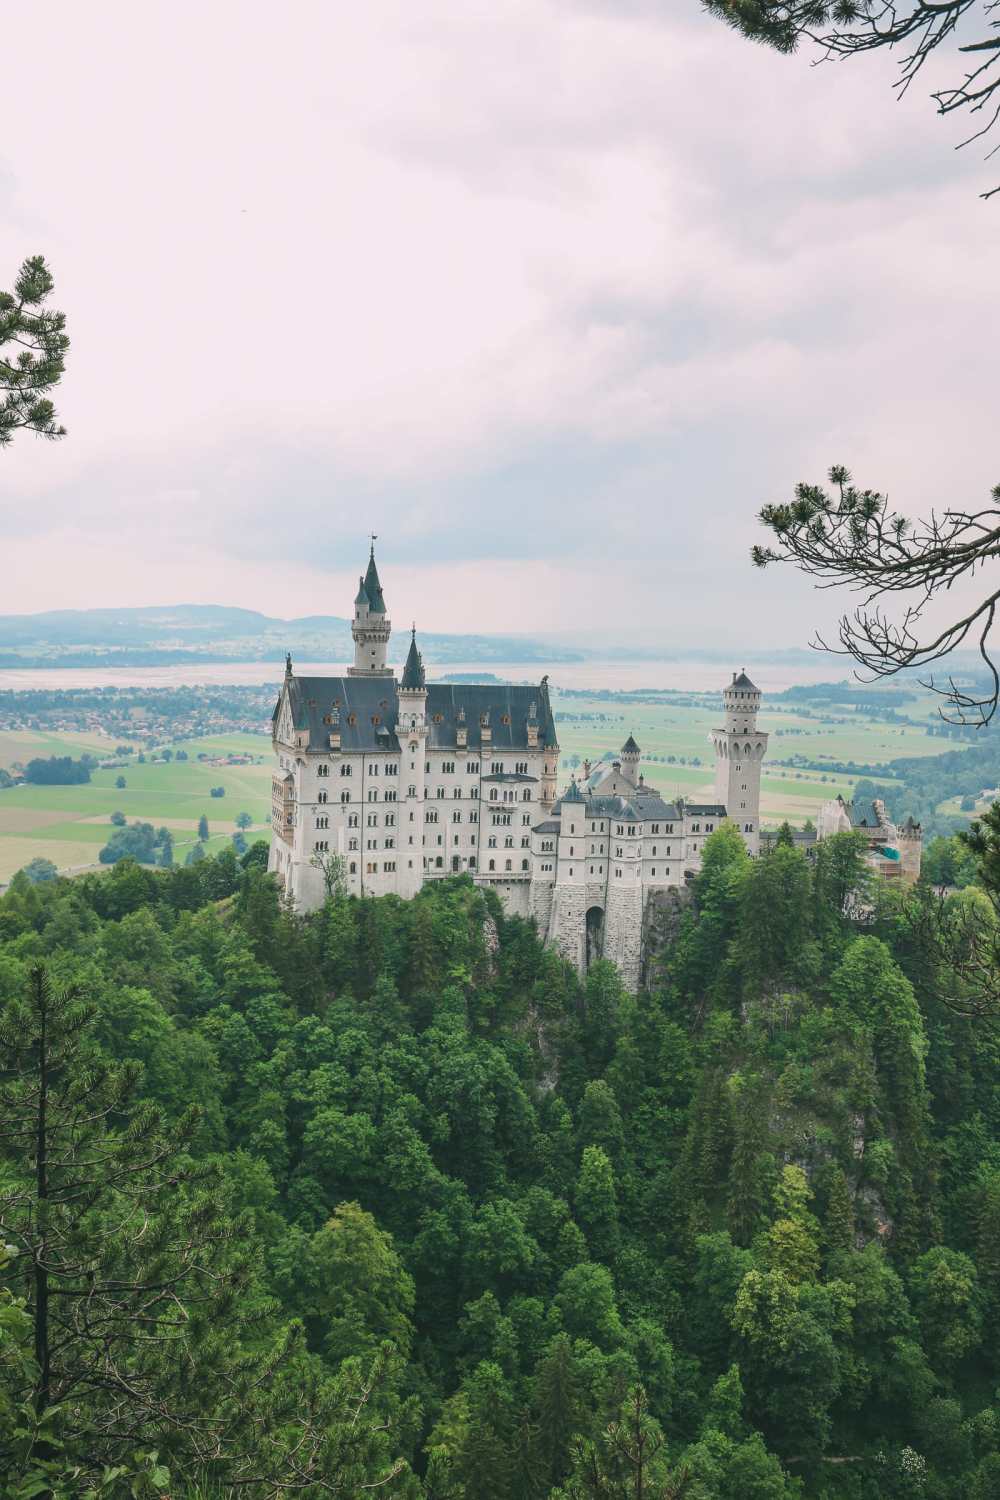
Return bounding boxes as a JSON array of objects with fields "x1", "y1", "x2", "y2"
[{"x1": 2, "y1": 828, "x2": 1000, "y2": 1498}]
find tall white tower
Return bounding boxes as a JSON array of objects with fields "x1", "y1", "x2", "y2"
[
  {"x1": 348, "y1": 541, "x2": 393, "y2": 676},
  {"x1": 710, "y1": 670, "x2": 768, "y2": 856},
  {"x1": 397, "y1": 627, "x2": 428, "y2": 897}
]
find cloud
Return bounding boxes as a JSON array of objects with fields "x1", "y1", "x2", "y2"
[{"x1": 0, "y1": 0, "x2": 995, "y2": 648}]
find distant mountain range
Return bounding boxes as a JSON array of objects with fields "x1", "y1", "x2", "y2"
[{"x1": 0, "y1": 604, "x2": 585, "y2": 668}]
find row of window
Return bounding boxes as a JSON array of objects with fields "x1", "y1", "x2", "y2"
[
  {"x1": 316, "y1": 758, "x2": 537, "y2": 780},
  {"x1": 317, "y1": 785, "x2": 533, "y2": 803}
]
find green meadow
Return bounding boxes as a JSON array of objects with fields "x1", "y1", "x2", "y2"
[
  {"x1": 0, "y1": 692, "x2": 968, "y2": 882},
  {"x1": 550, "y1": 690, "x2": 957, "y2": 826},
  {"x1": 0, "y1": 732, "x2": 272, "y2": 884}
]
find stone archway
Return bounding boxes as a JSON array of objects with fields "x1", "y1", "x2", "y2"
[{"x1": 585, "y1": 905, "x2": 605, "y2": 969}]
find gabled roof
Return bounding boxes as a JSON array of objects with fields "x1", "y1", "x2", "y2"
[{"x1": 563, "y1": 779, "x2": 584, "y2": 802}]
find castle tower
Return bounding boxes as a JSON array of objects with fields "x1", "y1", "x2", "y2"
[
  {"x1": 710, "y1": 670, "x2": 768, "y2": 856},
  {"x1": 620, "y1": 734, "x2": 641, "y2": 788},
  {"x1": 398, "y1": 627, "x2": 428, "y2": 898},
  {"x1": 897, "y1": 814, "x2": 923, "y2": 885},
  {"x1": 538, "y1": 676, "x2": 558, "y2": 812},
  {"x1": 348, "y1": 540, "x2": 393, "y2": 676}
]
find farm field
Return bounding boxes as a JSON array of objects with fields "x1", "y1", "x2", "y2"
[
  {"x1": 549, "y1": 690, "x2": 961, "y2": 827},
  {"x1": 0, "y1": 732, "x2": 273, "y2": 885},
  {"x1": 0, "y1": 689, "x2": 971, "y2": 882},
  {"x1": 0, "y1": 728, "x2": 125, "y2": 769}
]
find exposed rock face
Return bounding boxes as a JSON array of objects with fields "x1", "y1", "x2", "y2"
[{"x1": 640, "y1": 886, "x2": 692, "y2": 990}]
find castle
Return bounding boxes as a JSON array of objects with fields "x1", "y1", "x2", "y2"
[{"x1": 268, "y1": 546, "x2": 915, "y2": 988}]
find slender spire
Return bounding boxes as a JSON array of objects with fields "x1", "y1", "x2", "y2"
[
  {"x1": 364, "y1": 540, "x2": 386, "y2": 615},
  {"x1": 401, "y1": 625, "x2": 425, "y2": 690}
]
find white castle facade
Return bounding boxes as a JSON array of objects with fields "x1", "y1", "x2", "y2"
[{"x1": 269, "y1": 547, "x2": 771, "y2": 989}]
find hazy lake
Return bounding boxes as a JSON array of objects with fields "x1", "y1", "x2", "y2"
[{"x1": 0, "y1": 658, "x2": 844, "y2": 694}]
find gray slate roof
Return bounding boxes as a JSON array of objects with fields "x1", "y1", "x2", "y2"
[
  {"x1": 275, "y1": 674, "x2": 557, "y2": 754},
  {"x1": 847, "y1": 799, "x2": 887, "y2": 832},
  {"x1": 400, "y1": 630, "x2": 425, "y2": 690},
  {"x1": 552, "y1": 787, "x2": 685, "y2": 824},
  {"x1": 363, "y1": 550, "x2": 387, "y2": 614},
  {"x1": 730, "y1": 671, "x2": 759, "y2": 692}
]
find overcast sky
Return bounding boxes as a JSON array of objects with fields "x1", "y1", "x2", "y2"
[{"x1": 1, "y1": 1, "x2": 996, "y2": 646}]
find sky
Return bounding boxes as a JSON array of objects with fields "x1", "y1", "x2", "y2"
[{"x1": 1, "y1": 0, "x2": 997, "y2": 648}]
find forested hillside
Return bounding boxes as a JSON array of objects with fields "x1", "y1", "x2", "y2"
[{"x1": 2, "y1": 829, "x2": 1000, "y2": 1498}]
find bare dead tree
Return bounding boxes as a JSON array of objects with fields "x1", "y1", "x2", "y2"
[
  {"x1": 753, "y1": 464, "x2": 1000, "y2": 725},
  {"x1": 702, "y1": 1, "x2": 1000, "y2": 197}
]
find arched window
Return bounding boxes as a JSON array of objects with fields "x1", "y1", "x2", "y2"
[
  {"x1": 349, "y1": 861, "x2": 357, "y2": 874},
  {"x1": 505, "y1": 859, "x2": 512, "y2": 872},
  {"x1": 521, "y1": 858, "x2": 529, "y2": 871},
  {"x1": 488, "y1": 859, "x2": 496, "y2": 871}
]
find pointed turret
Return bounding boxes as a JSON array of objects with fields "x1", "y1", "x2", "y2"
[
  {"x1": 349, "y1": 539, "x2": 392, "y2": 676},
  {"x1": 364, "y1": 544, "x2": 386, "y2": 614},
  {"x1": 401, "y1": 626, "x2": 425, "y2": 690},
  {"x1": 620, "y1": 733, "x2": 641, "y2": 787}
]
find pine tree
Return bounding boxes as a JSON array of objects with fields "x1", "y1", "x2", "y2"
[
  {"x1": 0, "y1": 965, "x2": 412, "y2": 1492},
  {"x1": 534, "y1": 1333, "x2": 585, "y2": 1488},
  {"x1": 0, "y1": 256, "x2": 69, "y2": 446},
  {"x1": 824, "y1": 1167, "x2": 855, "y2": 1253},
  {"x1": 727, "y1": 1080, "x2": 770, "y2": 1246},
  {"x1": 575, "y1": 1145, "x2": 621, "y2": 1261}
]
